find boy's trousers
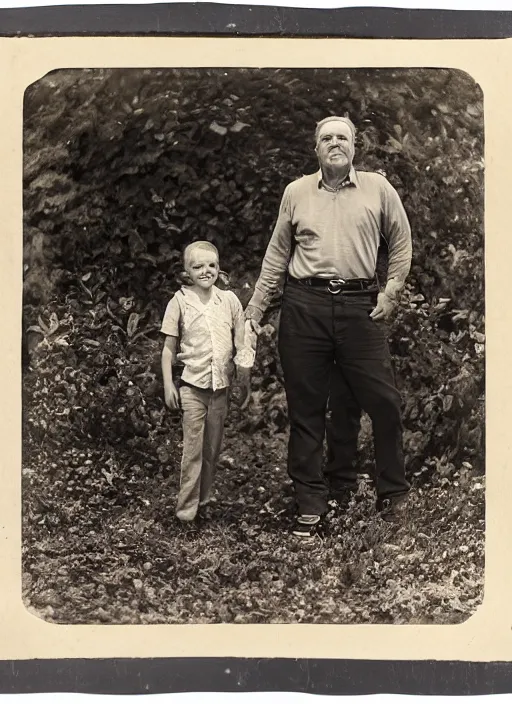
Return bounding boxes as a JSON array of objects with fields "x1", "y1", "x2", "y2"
[{"x1": 176, "y1": 384, "x2": 229, "y2": 521}]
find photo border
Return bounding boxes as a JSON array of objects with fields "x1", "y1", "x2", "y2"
[
  {"x1": 0, "y1": 4, "x2": 511, "y2": 38},
  {"x1": 2, "y1": 3, "x2": 510, "y2": 696}
]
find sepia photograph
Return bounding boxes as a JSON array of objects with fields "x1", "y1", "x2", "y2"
[{"x1": 21, "y1": 66, "x2": 485, "y2": 626}]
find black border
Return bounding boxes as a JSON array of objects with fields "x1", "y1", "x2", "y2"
[
  {"x1": 6, "y1": 2, "x2": 512, "y2": 696},
  {"x1": 0, "y1": 658, "x2": 512, "y2": 694},
  {"x1": 0, "y1": 4, "x2": 511, "y2": 38}
]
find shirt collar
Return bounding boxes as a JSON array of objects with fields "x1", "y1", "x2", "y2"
[
  {"x1": 317, "y1": 166, "x2": 358, "y2": 190},
  {"x1": 180, "y1": 285, "x2": 222, "y2": 310}
]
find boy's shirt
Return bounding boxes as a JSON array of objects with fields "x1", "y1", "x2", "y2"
[{"x1": 161, "y1": 285, "x2": 252, "y2": 391}]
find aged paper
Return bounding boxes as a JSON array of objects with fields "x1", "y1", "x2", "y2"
[{"x1": 0, "y1": 36, "x2": 509, "y2": 661}]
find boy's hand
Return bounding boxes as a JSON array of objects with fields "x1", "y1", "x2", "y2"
[{"x1": 164, "y1": 383, "x2": 180, "y2": 410}]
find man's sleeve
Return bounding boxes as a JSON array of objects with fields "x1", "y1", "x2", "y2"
[
  {"x1": 381, "y1": 179, "x2": 413, "y2": 299},
  {"x1": 160, "y1": 295, "x2": 181, "y2": 337},
  {"x1": 248, "y1": 184, "x2": 294, "y2": 314}
]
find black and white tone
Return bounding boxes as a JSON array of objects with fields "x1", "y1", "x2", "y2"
[{"x1": 22, "y1": 68, "x2": 484, "y2": 625}]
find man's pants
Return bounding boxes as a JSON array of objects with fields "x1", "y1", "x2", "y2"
[
  {"x1": 325, "y1": 368, "x2": 362, "y2": 494},
  {"x1": 176, "y1": 384, "x2": 229, "y2": 522},
  {"x1": 278, "y1": 281, "x2": 409, "y2": 516}
]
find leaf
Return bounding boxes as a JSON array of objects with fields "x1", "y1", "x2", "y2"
[
  {"x1": 48, "y1": 312, "x2": 60, "y2": 336},
  {"x1": 37, "y1": 315, "x2": 50, "y2": 335},
  {"x1": 386, "y1": 135, "x2": 403, "y2": 153},
  {"x1": 27, "y1": 325, "x2": 44, "y2": 335},
  {"x1": 443, "y1": 395, "x2": 454, "y2": 412},
  {"x1": 129, "y1": 325, "x2": 159, "y2": 344},
  {"x1": 230, "y1": 121, "x2": 250, "y2": 133},
  {"x1": 218, "y1": 270, "x2": 231, "y2": 287},
  {"x1": 128, "y1": 229, "x2": 146, "y2": 258},
  {"x1": 119, "y1": 297, "x2": 134, "y2": 312},
  {"x1": 209, "y1": 121, "x2": 228, "y2": 136},
  {"x1": 127, "y1": 313, "x2": 141, "y2": 338},
  {"x1": 81, "y1": 272, "x2": 92, "y2": 282},
  {"x1": 101, "y1": 467, "x2": 114, "y2": 485},
  {"x1": 466, "y1": 103, "x2": 481, "y2": 117},
  {"x1": 138, "y1": 253, "x2": 158, "y2": 266},
  {"x1": 79, "y1": 279, "x2": 93, "y2": 298}
]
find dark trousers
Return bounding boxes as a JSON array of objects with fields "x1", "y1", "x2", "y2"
[
  {"x1": 325, "y1": 368, "x2": 362, "y2": 493},
  {"x1": 278, "y1": 280, "x2": 409, "y2": 516}
]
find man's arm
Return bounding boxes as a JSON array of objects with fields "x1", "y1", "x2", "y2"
[
  {"x1": 246, "y1": 184, "x2": 294, "y2": 323},
  {"x1": 371, "y1": 179, "x2": 412, "y2": 321},
  {"x1": 381, "y1": 180, "x2": 412, "y2": 300}
]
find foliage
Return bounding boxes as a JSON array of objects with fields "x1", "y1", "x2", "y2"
[{"x1": 22, "y1": 67, "x2": 484, "y2": 624}]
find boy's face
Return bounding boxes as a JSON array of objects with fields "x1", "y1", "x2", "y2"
[{"x1": 185, "y1": 248, "x2": 220, "y2": 289}]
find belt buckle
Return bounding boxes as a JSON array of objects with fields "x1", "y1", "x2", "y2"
[{"x1": 328, "y1": 278, "x2": 346, "y2": 294}]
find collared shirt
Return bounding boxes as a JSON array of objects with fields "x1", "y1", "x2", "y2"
[
  {"x1": 249, "y1": 168, "x2": 412, "y2": 313},
  {"x1": 161, "y1": 286, "x2": 253, "y2": 391}
]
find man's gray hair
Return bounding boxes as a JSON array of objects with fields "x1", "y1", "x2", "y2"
[{"x1": 314, "y1": 116, "x2": 356, "y2": 144}]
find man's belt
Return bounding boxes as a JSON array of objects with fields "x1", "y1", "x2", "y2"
[{"x1": 288, "y1": 275, "x2": 377, "y2": 295}]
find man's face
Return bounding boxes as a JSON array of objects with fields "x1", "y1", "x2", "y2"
[{"x1": 315, "y1": 120, "x2": 355, "y2": 171}]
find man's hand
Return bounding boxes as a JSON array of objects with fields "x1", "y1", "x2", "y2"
[
  {"x1": 244, "y1": 305, "x2": 264, "y2": 325},
  {"x1": 164, "y1": 382, "x2": 180, "y2": 410},
  {"x1": 370, "y1": 291, "x2": 396, "y2": 321}
]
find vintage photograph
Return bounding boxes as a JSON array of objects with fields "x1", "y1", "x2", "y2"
[{"x1": 21, "y1": 67, "x2": 485, "y2": 626}]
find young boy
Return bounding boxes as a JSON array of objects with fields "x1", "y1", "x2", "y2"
[{"x1": 161, "y1": 241, "x2": 254, "y2": 523}]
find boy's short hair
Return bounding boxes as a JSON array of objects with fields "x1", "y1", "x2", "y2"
[
  {"x1": 183, "y1": 241, "x2": 219, "y2": 269},
  {"x1": 314, "y1": 116, "x2": 356, "y2": 145}
]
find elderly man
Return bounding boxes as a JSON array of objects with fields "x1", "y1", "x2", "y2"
[{"x1": 245, "y1": 115, "x2": 412, "y2": 537}]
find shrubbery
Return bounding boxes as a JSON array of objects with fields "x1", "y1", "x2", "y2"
[{"x1": 22, "y1": 68, "x2": 485, "y2": 624}]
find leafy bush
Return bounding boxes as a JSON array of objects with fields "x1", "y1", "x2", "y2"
[{"x1": 22, "y1": 68, "x2": 484, "y2": 624}]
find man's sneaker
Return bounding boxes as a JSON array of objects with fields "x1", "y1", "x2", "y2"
[
  {"x1": 376, "y1": 494, "x2": 409, "y2": 523},
  {"x1": 291, "y1": 514, "x2": 322, "y2": 538}
]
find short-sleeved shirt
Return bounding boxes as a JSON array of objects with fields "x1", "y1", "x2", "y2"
[{"x1": 161, "y1": 286, "x2": 245, "y2": 391}]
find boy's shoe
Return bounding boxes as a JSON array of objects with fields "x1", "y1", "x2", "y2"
[
  {"x1": 376, "y1": 494, "x2": 409, "y2": 524},
  {"x1": 291, "y1": 514, "x2": 322, "y2": 538}
]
